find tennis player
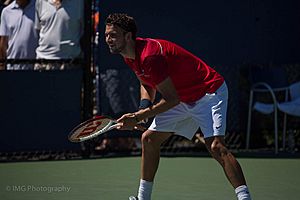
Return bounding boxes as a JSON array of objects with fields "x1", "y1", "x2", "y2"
[{"x1": 105, "y1": 13, "x2": 252, "y2": 200}]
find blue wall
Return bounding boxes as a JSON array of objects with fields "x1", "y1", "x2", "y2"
[
  {"x1": 96, "y1": 0, "x2": 300, "y2": 132},
  {"x1": 98, "y1": 0, "x2": 300, "y2": 67},
  {"x1": 0, "y1": 70, "x2": 83, "y2": 152}
]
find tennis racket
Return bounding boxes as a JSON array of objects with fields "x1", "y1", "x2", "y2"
[{"x1": 68, "y1": 116, "x2": 120, "y2": 143}]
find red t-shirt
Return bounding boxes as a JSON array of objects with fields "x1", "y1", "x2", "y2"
[{"x1": 124, "y1": 37, "x2": 224, "y2": 103}]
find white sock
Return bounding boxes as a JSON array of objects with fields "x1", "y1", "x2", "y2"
[
  {"x1": 137, "y1": 179, "x2": 153, "y2": 200},
  {"x1": 235, "y1": 185, "x2": 251, "y2": 200}
]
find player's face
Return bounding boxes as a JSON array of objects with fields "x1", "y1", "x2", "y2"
[{"x1": 105, "y1": 24, "x2": 127, "y2": 54}]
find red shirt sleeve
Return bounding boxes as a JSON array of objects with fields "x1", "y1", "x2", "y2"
[{"x1": 143, "y1": 55, "x2": 169, "y2": 86}]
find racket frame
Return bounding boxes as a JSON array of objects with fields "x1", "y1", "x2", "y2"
[{"x1": 68, "y1": 116, "x2": 118, "y2": 143}]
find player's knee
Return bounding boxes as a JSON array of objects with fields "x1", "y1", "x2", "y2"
[
  {"x1": 141, "y1": 131, "x2": 167, "y2": 149},
  {"x1": 141, "y1": 132, "x2": 158, "y2": 148},
  {"x1": 141, "y1": 133, "x2": 150, "y2": 145},
  {"x1": 210, "y1": 140, "x2": 229, "y2": 159}
]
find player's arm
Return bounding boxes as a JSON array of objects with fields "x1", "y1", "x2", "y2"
[
  {"x1": 135, "y1": 55, "x2": 180, "y2": 119},
  {"x1": 134, "y1": 77, "x2": 180, "y2": 121},
  {"x1": 117, "y1": 77, "x2": 179, "y2": 130},
  {"x1": 117, "y1": 55, "x2": 179, "y2": 129},
  {"x1": 139, "y1": 80, "x2": 156, "y2": 109},
  {"x1": 0, "y1": 36, "x2": 8, "y2": 70}
]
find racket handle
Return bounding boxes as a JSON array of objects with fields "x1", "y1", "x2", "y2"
[
  {"x1": 133, "y1": 113, "x2": 148, "y2": 124},
  {"x1": 140, "y1": 118, "x2": 148, "y2": 124}
]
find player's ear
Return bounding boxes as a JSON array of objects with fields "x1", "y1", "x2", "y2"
[{"x1": 125, "y1": 32, "x2": 132, "y2": 41}]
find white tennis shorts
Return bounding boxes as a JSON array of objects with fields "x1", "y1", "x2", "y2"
[{"x1": 148, "y1": 82, "x2": 228, "y2": 139}]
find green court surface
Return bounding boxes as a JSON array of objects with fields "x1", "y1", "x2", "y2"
[{"x1": 0, "y1": 157, "x2": 300, "y2": 200}]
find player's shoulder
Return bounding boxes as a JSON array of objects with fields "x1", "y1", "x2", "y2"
[{"x1": 136, "y1": 37, "x2": 166, "y2": 60}]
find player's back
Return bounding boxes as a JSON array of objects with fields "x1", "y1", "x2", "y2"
[
  {"x1": 131, "y1": 37, "x2": 224, "y2": 103},
  {"x1": 155, "y1": 38, "x2": 224, "y2": 102}
]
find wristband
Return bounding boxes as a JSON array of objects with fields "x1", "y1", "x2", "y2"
[{"x1": 139, "y1": 99, "x2": 153, "y2": 110}]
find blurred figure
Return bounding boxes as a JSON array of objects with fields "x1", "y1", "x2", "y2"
[
  {"x1": 34, "y1": 0, "x2": 84, "y2": 70},
  {"x1": 0, "y1": 0, "x2": 12, "y2": 18},
  {"x1": 0, "y1": 0, "x2": 38, "y2": 70}
]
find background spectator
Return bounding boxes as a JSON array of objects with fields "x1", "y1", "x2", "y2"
[
  {"x1": 0, "y1": 0, "x2": 37, "y2": 70},
  {"x1": 34, "y1": 0, "x2": 84, "y2": 70},
  {"x1": 0, "y1": 0, "x2": 12, "y2": 17}
]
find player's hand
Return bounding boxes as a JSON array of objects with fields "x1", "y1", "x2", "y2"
[{"x1": 117, "y1": 113, "x2": 146, "y2": 131}]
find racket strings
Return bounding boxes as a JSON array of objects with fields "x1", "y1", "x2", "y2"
[{"x1": 69, "y1": 118, "x2": 114, "y2": 142}]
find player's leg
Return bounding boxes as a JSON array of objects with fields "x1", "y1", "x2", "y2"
[
  {"x1": 205, "y1": 136, "x2": 246, "y2": 187},
  {"x1": 204, "y1": 136, "x2": 251, "y2": 199},
  {"x1": 130, "y1": 103, "x2": 197, "y2": 200},
  {"x1": 141, "y1": 130, "x2": 172, "y2": 181},
  {"x1": 194, "y1": 82, "x2": 251, "y2": 199},
  {"x1": 132, "y1": 130, "x2": 172, "y2": 200}
]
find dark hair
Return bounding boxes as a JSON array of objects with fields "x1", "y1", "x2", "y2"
[{"x1": 105, "y1": 13, "x2": 137, "y2": 39}]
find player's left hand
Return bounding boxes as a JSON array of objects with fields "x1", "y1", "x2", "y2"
[{"x1": 117, "y1": 113, "x2": 146, "y2": 131}]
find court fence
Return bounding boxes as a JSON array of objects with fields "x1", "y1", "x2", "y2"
[{"x1": 0, "y1": 61, "x2": 299, "y2": 162}]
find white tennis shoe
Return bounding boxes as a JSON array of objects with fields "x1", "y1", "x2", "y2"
[{"x1": 128, "y1": 196, "x2": 138, "y2": 200}]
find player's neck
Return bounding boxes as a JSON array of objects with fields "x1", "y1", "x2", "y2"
[{"x1": 121, "y1": 40, "x2": 136, "y2": 60}]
